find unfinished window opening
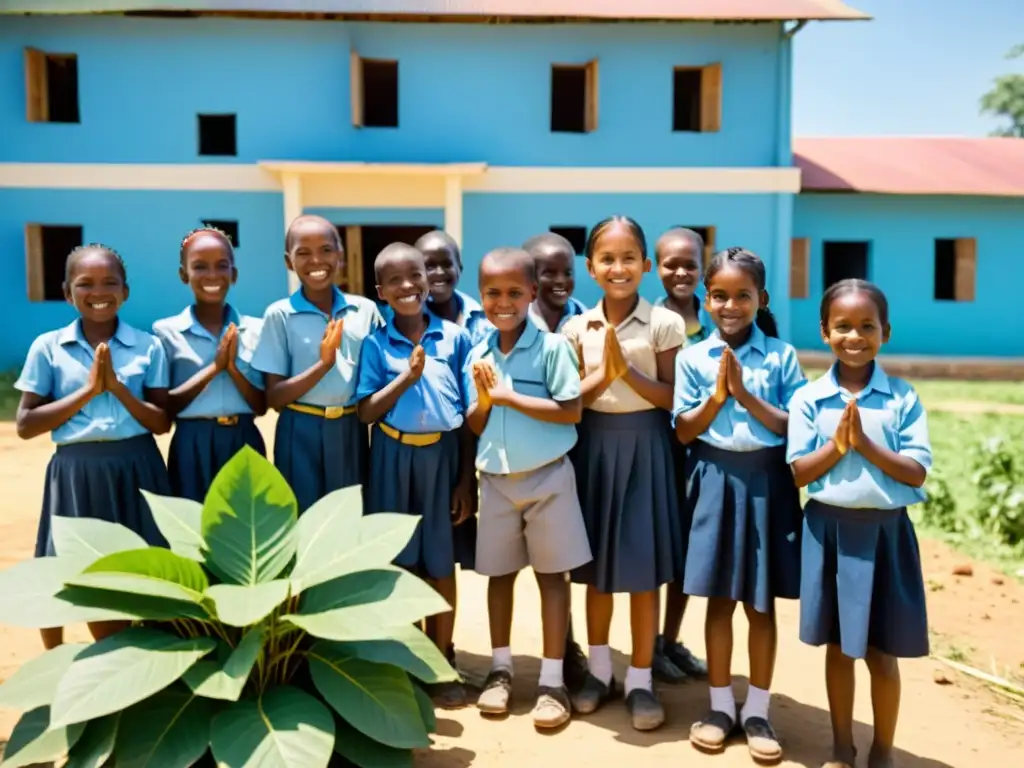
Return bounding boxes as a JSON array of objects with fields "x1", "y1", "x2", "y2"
[
  {"x1": 551, "y1": 61, "x2": 598, "y2": 133},
  {"x1": 197, "y1": 114, "x2": 237, "y2": 157},
  {"x1": 822, "y1": 241, "x2": 869, "y2": 289},
  {"x1": 351, "y1": 55, "x2": 399, "y2": 128},
  {"x1": 678, "y1": 225, "x2": 716, "y2": 271},
  {"x1": 202, "y1": 220, "x2": 240, "y2": 248},
  {"x1": 24, "y1": 49, "x2": 80, "y2": 123},
  {"x1": 790, "y1": 238, "x2": 810, "y2": 300},
  {"x1": 337, "y1": 224, "x2": 435, "y2": 298},
  {"x1": 25, "y1": 224, "x2": 83, "y2": 302},
  {"x1": 672, "y1": 64, "x2": 722, "y2": 133},
  {"x1": 934, "y1": 237, "x2": 976, "y2": 302},
  {"x1": 549, "y1": 226, "x2": 588, "y2": 256}
]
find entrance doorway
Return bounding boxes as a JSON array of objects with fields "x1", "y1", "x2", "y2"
[{"x1": 335, "y1": 224, "x2": 436, "y2": 299}]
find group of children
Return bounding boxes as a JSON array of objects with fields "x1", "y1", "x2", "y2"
[{"x1": 15, "y1": 213, "x2": 932, "y2": 768}]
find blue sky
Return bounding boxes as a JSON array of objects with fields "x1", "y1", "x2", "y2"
[{"x1": 793, "y1": 0, "x2": 1024, "y2": 136}]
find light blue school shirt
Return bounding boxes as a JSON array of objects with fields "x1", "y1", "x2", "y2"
[
  {"x1": 354, "y1": 312, "x2": 472, "y2": 433},
  {"x1": 15, "y1": 319, "x2": 169, "y2": 445},
  {"x1": 152, "y1": 305, "x2": 264, "y2": 419},
  {"x1": 528, "y1": 296, "x2": 587, "y2": 332},
  {"x1": 251, "y1": 287, "x2": 383, "y2": 408},
  {"x1": 673, "y1": 325, "x2": 806, "y2": 452},
  {"x1": 653, "y1": 296, "x2": 713, "y2": 344},
  {"x1": 465, "y1": 322, "x2": 580, "y2": 475},
  {"x1": 787, "y1": 363, "x2": 932, "y2": 509}
]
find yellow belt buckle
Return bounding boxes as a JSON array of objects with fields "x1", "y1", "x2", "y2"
[
  {"x1": 407, "y1": 432, "x2": 442, "y2": 447},
  {"x1": 323, "y1": 406, "x2": 347, "y2": 419},
  {"x1": 216, "y1": 415, "x2": 239, "y2": 426}
]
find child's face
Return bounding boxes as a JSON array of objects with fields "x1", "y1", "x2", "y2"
[
  {"x1": 480, "y1": 263, "x2": 536, "y2": 332},
  {"x1": 704, "y1": 264, "x2": 765, "y2": 338},
  {"x1": 822, "y1": 291, "x2": 890, "y2": 368},
  {"x1": 657, "y1": 238, "x2": 701, "y2": 302},
  {"x1": 286, "y1": 220, "x2": 342, "y2": 293},
  {"x1": 64, "y1": 251, "x2": 128, "y2": 323},
  {"x1": 586, "y1": 223, "x2": 650, "y2": 302},
  {"x1": 376, "y1": 253, "x2": 429, "y2": 317},
  {"x1": 535, "y1": 248, "x2": 575, "y2": 310},
  {"x1": 422, "y1": 245, "x2": 461, "y2": 304},
  {"x1": 181, "y1": 234, "x2": 236, "y2": 306}
]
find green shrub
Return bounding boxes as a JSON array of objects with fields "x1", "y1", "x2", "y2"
[
  {"x1": 0, "y1": 447, "x2": 455, "y2": 768},
  {"x1": 920, "y1": 471, "x2": 961, "y2": 534},
  {"x1": 970, "y1": 436, "x2": 1024, "y2": 547}
]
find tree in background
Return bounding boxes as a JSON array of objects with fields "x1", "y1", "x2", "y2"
[{"x1": 980, "y1": 44, "x2": 1024, "y2": 137}]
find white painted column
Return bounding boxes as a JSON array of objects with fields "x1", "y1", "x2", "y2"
[
  {"x1": 444, "y1": 174, "x2": 463, "y2": 249},
  {"x1": 282, "y1": 172, "x2": 303, "y2": 293}
]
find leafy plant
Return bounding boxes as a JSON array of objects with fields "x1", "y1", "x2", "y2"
[
  {"x1": 920, "y1": 471, "x2": 960, "y2": 534},
  {"x1": 0, "y1": 447, "x2": 455, "y2": 768},
  {"x1": 971, "y1": 436, "x2": 1024, "y2": 548}
]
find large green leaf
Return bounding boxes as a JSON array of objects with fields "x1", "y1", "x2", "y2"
[
  {"x1": 1, "y1": 705, "x2": 85, "y2": 768},
  {"x1": 182, "y1": 628, "x2": 265, "y2": 701},
  {"x1": 289, "y1": 486, "x2": 363, "y2": 591},
  {"x1": 0, "y1": 556, "x2": 131, "y2": 628},
  {"x1": 67, "y1": 548, "x2": 210, "y2": 609},
  {"x1": 65, "y1": 714, "x2": 119, "y2": 768},
  {"x1": 333, "y1": 625, "x2": 456, "y2": 683},
  {"x1": 0, "y1": 643, "x2": 86, "y2": 710},
  {"x1": 332, "y1": 718, "x2": 414, "y2": 768},
  {"x1": 412, "y1": 684, "x2": 437, "y2": 734},
  {"x1": 142, "y1": 491, "x2": 205, "y2": 562},
  {"x1": 51, "y1": 517, "x2": 148, "y2": 559},
  {"x1": 308, "y1": 642, "x2": 429, "y2": 749},
  {"x1": 57, "y1": 585, "x2": 211, "y2": 621},
  {"x1": 201, "y1": 446, "x2": 298, "y2": 586},
  {"x1": 50, "y1": 627, "x2": 216, "y2": 728},
  {"x1": 207, "y1": 580, "x2": 290, "y2": 627},
  {"x1": 113, "y1": 686, "x2": 213, "y2": 768},
  {"x1": 210, "y1": 686, "x2": 335, "y2": 768}
]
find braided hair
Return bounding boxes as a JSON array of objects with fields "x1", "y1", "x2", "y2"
[
  {"x1": 179, "y1": 226, "x2": 235, "y2": 265},
  {"x1": 705, "y1": 246, "x2": 778, "y2": 338},
  {"x1": 64, "y1": 243, "x2": 127, "y2": 284}
]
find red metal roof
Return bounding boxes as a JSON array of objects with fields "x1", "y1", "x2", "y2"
[
  {"x1": 0, "y1": 1, "x2": 870, "y2": 21},
  {"x1": 794, "y1": 137, "x2": 1024, "y2": 197}
]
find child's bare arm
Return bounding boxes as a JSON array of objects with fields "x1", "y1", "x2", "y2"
[{"x1": 490, "y1": 389, "x2": 582, "y2": 425}]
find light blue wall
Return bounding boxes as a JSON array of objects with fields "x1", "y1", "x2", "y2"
[
  {"x1": 792, "y1": 194, "x2": 1024, "y2": 357},
  {"x1": 0, "y1": 16, "x2": 785, "y2": 167}
]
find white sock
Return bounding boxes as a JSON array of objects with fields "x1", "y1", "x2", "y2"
[
  {"x1": 709, "y1": 685, "x2": 737, "y2": 718},
  {"x1": 624, "y1": 665, "x2": 653, "y2": 695},
  {"x1": 491, "y1": 646, "x2": 513, "y2": 675},
  {"x1": 740, "y1": 685, "x2": 771, "y2": 722},
  {"x1": 538, "y1": 658, "x2": 564, "y2": 689},
  {"x1": 587, "y1": 644, "x2": 613, "y2": 685}
]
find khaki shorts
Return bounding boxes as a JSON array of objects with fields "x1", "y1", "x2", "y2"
[{"x1": 476, "y1": 456, "x2": 593, "y2": 577}]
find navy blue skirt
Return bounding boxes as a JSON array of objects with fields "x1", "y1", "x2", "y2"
[
  {"x1": 273, "y1": 407, "x2": 367, "y2": 514},
  {"x1": 682, "y1": 442, "x2": 802, "y2": 614},
  {"x1": 168, "y1": 415, "x2": 266, "y2": 503},
  {"x1": 36, "y1": 434, "x2": 170, "y2": 557},
  {"x1": 366, "y1": 427, "x2": 460, "y2": 579},
  {"x1": 800, "y1": 500, "x2": 929, "y2": 659},
  {"x1": 570, "y1": 409, "x2": 680, "y2": 594}
]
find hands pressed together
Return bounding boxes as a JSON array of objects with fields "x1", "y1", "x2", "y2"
[
  {"x1": 87, "y1": 343, "x2": 122, "y2": 397},
  {"x1": 318, "y1": 318, "x2": 345, "y2": 367},
  {"x1": 214, "y1": 323, "x2": 240, "y2": 373},
  {"x1": 471, "y1": 360, "x2": 511, "y2": 408},
  {"x1": 711, "y1": 347, "x2": 748, "y2": 405},
  {"x1": 833, "y1": 397, "x2": 865, "y2": 455}
]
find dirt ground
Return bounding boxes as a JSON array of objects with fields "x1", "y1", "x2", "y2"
[{"x1": 1, "y1": 416, "x2": 1023, "y2": 768}]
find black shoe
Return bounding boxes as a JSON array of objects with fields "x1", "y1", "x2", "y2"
[
  {"x1": 563, "y1": 638, "x2": 590, "y2": 694},
  {"x1": 653, "y1": 636, "x2": 687, "y2": 684},
  {"x1": 662, "y1": 638, "x2": 708, "y2": 679}
]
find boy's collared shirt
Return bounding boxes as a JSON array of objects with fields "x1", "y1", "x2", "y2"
[
  {"x1": 653, "y1": 295, "x2": 713, "y2": 344},
  {"x1": 252, "y1": 286, "x2": 383, "y2": 408},
  {"x1": 354, "y1": 312, "x2": 472, "y2": 434},
  {"x1": 528, "y1": 296, "x2": 587, "y2": 333},
  {"x1": 16, "y1": 319, "x2": 169, "y2": 445},
  {"x1": 153, "y1": 305, "x2": 263, "y2": 419},
  {"x1": 383, "y1": 289, "x2": 492, "y2": 346},
  {"x1": 673, "y1": 325, "x2": 806, "y2": 452},
  {"x1": 787, "y1": 363, "x2": 932, "y2": 509},
  {"x1": 465, "y1": 321, "x2": 580, "y2": 475}
]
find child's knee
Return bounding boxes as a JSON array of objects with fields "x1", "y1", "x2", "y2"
[
  {"x1": 865, "y1": 648, "x2": 899, "y2": 678},
  {"x1": 707, "y1": 597, "x2": 738, "y2": 620},
  {"x1": 535, "y1": 571, "x2": 567, "y2": 589},
  {"x1": 742, "y1": 601, "x2": 776, "y2": 628}
]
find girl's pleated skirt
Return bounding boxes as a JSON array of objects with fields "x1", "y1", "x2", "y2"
[
  {"x1": 800, "y1": 499, "x2": 929, "y2": 659},
  {"x1": 36, "y1": 434, "x2": 170, "y2": 557},
  {"x1": 273, "y1": 407, "x2": 367, "y2": 513},
  {"x1": 366, "y1": 427, "x2": 460, "y2": 579},
  {"x1": 570, "y1": 409, "x2": 680, "y2": 594},
  {"x1": 682, "y1": 442, "x2": 802, "y2": 614},
  {"x1": 168, "y1": 415, "x2": 266, "y2": 503}
]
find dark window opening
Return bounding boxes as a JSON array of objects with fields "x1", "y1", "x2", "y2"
[
  {"x1": 42, "y1": 225, "x2": 84, "y2": 301},
  {"x1": 934, "y1": 239, "x2": 956, "y2": 301},
  {"x1": 197, "y1": 114, "x2": 237, "y2": 156},
  {"x1": 673, "y1": 68, "x2": 702, "y2": 132},
  {"x1": 45, "y1": 55, "x2": 79, "y2": 123},
  {"x1": 551, "y1": 66, "x2": 587, "y2": 133},
  {"x1": 822, "y1": 241, "x2": 869, "y2": 289},
  {"x1": 362, "y1": 60, "x2": 399, "y2": 128},
  {"x1": 549, "y1": 226, "x2": 588, "y2": 256},
  {"x1": 349, "y1": 224, "x2": 436, "y2": 300},
  {"x1": 202, "y1": 220, "x2": 240, "y2": 248}
]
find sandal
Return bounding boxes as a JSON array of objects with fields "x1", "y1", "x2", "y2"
[
  {"x1": 531, "y1": 685, "x2": 572, "y2": 729},
  {"x1": 428, "y1": 679, "x2": 468, "y2": 710},
  {"x1": 689, "y1": 709, "x2": 737, "y2": 753},
  {"x1": 571, "y1": 673, "x2": 619, "y2": 715},
  {"x1": 625, "y1": 688, "x2": 665, "y2": 731},
  {"x1": 476, "y1": 668, "x2": 513, "y2": 715},
  {"x1": 743, "y1": 716, "x2": 783, "y2": 762},
  {"x1": 821, "y1": 744, "x2": 857, "y2": 768}
]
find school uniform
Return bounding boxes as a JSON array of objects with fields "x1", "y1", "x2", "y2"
[
  {"x1": 562, "y1": 299, "x2": 683, "y2": 594},
  {"x1": 355, "y1": 313, "x2": 473, "y2": 578},
  {"x1": 153, "y1": 306, "x2": 266, "y2": 502},
  {"x1": 465, "y1": 322, "x2": 592, "y2": 577},
  {"x1": 528, "y1": 296, "x2": 587, "y2": 333},
  {"x1": 673, "y1": 325, "x2": 806, "y2": 613},
  {"x1": 252, "y1": 286, "x2": 382, "y2": 512},
  {"x1": 788, "y1": 363, "x2": 931, "y2": 659},
  {"x1": 653, "y1": 295, "x2": 712, "y2": 344},
  {"x1": 15, "y1": 319, "x2": 171, "y2": 556}
]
